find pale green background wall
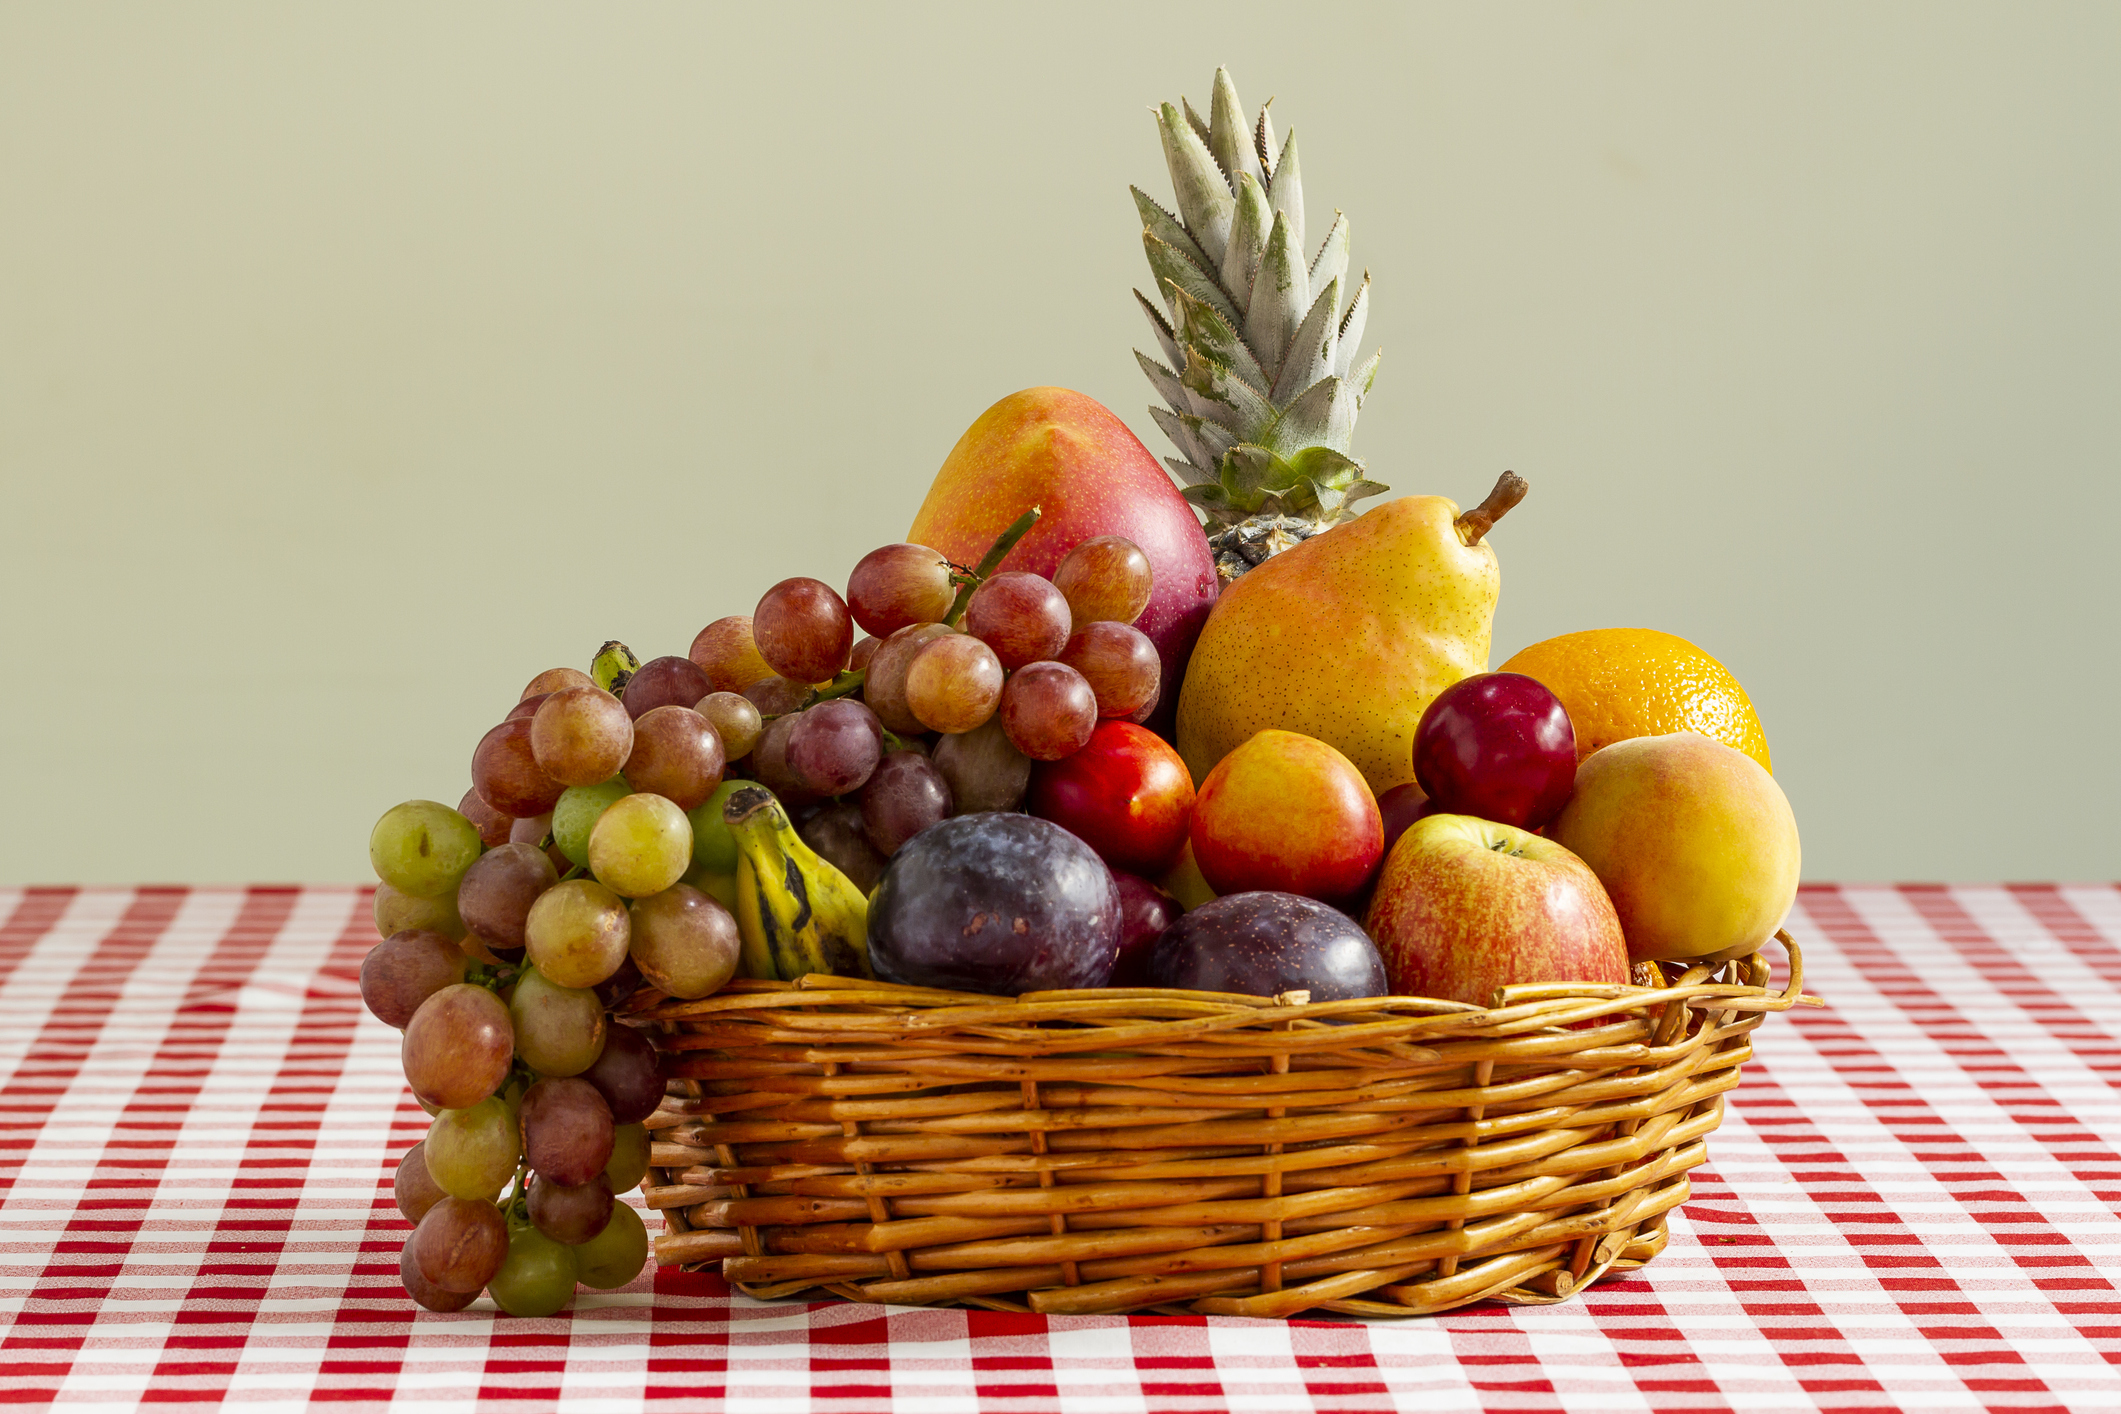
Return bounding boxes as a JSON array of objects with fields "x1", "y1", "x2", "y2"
[{"x1": 2, "y1": 3, "x2": 2114, "y2": 885}]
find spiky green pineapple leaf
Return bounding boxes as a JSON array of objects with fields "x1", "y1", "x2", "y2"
[
  {"x1": 1209, "y1": 68, "x2": 1262, "y2": 191},
  {"x1": 1309, "y1": 213, "x2": 1349, "y2": 302},
  {"x1": 1263, "y1": 375, "x2": 1356, "y2": 457},
  {"x1": 1170, "y1": 286, "x2": 1271, "y2": 400},
  {"x1": 1221, "y1": 173, "x2": 1272, "y2": 318},
  {"x1": 1181, "y1": 339, "x2": 1277, "y2": 436},
  {"x1": 1334, "y1": 274, "x2": 1370, "y2": 379},
  {"x1": 1270, "y1": 275, "x2": 1341, "y2": 406},
  {"x1": 1134, "y1": 291, "x2": 1183, "y2": 371},
  {"x1": 1157, "y1": 103, "x2": 1234, "y2": 269},
  {"x1": 1145, "y1": 231, "x2": 1241, "y2": 330},
  {"x1": 1245, "y1": 210, "x2": 1306, "y2": 383},
  {"x1": 1267, "y1": 130, "x2": 1303, "y2": 257},
  {"x1": 1131, "y1": 188, "x2": 1215, "y2": 288}
]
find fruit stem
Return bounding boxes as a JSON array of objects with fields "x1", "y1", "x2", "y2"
[
  {"x1": 803, "y1": 669, "x2": 867, "y2": 709},
  {"x1": 1454, "y1": 472, "x2": 1528, "y2": 546},
  {"x1": 944, "y1": 506, "x2": 1042, "y2": 625}
]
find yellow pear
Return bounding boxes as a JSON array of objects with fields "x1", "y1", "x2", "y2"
[{"x1": 1175, "y1": 474, "x2": 1526, "y2": 795}]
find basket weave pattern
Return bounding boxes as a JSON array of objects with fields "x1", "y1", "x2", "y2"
[{"x1": 637, "y1": 936, "x2": 1805, "y2": 1319}]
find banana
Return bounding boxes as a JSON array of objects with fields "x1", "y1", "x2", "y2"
[{"x1": 723, "y1": 785, "x2": 874, "y2": 982}]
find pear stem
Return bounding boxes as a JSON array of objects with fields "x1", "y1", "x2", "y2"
[
  {"x1": 1455, "y1": 472, "x2": 1528, "y2": 546},
  {"x1": 944, "y1": 506, "x2": 1042, "y2": 625}
]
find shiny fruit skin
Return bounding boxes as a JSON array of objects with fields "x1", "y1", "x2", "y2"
[
  {"x1": 1053, "y1": 535, "x2": 1153, "y2": 627},
  {"x1": 694, "y1": 692, "x2": 762, "y2": 761},
  {"x1": 487, "y1": 1225, "x2": 578, "y2": 1316},
  {"x1": 846, "y1": 543, "x2": 954, "y2": 637},
  {"x1": 524, "y1": 878, "x2": 631, "y2": 989},
  {"x1": 1177, "y1": 495, "x2": 1497, "y2": 795},
  {"x1": 859, "y1": 751, "x2": 953, "y2": 855},
  {"x1": 587, "y1": 793, "x2": 693, "y2": 899},
  {"x1": 457, "y1": 788, "x2": 513, "y2": 848},
  {"x1": 1059, "y1": 621, "x2": 1161, "y2": 720},
  {"x1": 394, "y1": 1140, "x2": 447, "y2": 1224},
  {"x1": 518, "y1": 1077, "x2": 614, "y2": 1186},
  {"x1": 997, "y1": 661, "x2": 1098, "y2": 761},
  {"x1": 628, "y1": 883, "x2": 741, "y2": 999},
  {"x1": 904, "y1": 635, "x2": 1004, "y2": 734},
  {"x1": 868, "y1": 813, "x2": 1120, "y2": 995},
  {"x1": 688, "y1": 616, "x2": 775, "y2": 695},
  {"x1": 1109, "y1": 871, "x2": 1181, "y2": 987},
  {"x1": 361, "y1": 930, "x2": 468, "y2": 1029},
  {"x1": 624, "y1": 706, "x2": 726, "y2": 810},
  {"x1": 863, "y1": 622, "x2": 957, "y2": 734},
  {"x1": 370, "y1": 801, "x2": 483, "y2": 899},
  {"x1": 522, "y1": 667, "x2": 597, "y2": 700},
  {"x1": 754, "y1": 578, "x2": 853, "y2": 684},
  {"x1": 929, "y1": 714, "x2": 1030, "y2": 814},
  {"x1": 1412, "y1": 672, "x2": 1576, "y2": 830},
  {"x1": 784, "y1": 700, "x2": 884, "y2": 797},
  {"x1": 401, "y1": 984, "x2": 513, "y2": 1110},
  {"x1": 797, "y1": 801, "x2": 886, "y2": 893},
  {"x1": 1147, "y1": 892, "x2": 1385, "y2": 1001},
  {"x1": 531, "y1": 686, "x2": 634, "y2": 786},
  {"x1": 1365, "y1": 814, "x2": 1628, "y2": 1004},
  {"x1": 574, "y1": 1201, "x2": 649, "y2": 1289},
  {"x1": 1189, "y1": 730, "x2": 1382, "y2": 903},
  {"x1": 472, "y1": 719, "x2": 567, "y2": 819},
  {"x1": 907, "y1": 388, "x2": 1217, "y2": 732},
  {"x1": 411, "y1": 1196, "x2": 508, "y2": 1294},
  {"x1": 458, "y1": 841, "x2": 559, "y2": 953},
  {"x1": 965, "y1": 572, "x2": 1072, "y2": 670},
  {"x1": 1026, "y1": 721, "x2": 1195, "y2": 876},
  {"x1": 622, "y1": 656, "x2": 712, "y2": 721},
  {"x1": 399, "y1": 1237, "x2": 477, "y2": 1312},
  {"x1": 1547, "y1": 731, "x2": 1799, "y2": 963}
]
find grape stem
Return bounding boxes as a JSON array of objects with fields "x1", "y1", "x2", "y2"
[
  {"x1": 943, "y1": 506, "x2": 1042, "y2": 627},
  {"x1": 800, "y1": 668, "x2": 868, "y2": 711}
]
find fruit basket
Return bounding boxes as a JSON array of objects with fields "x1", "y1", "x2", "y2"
[{"x1": 635, "y1": 932, "x2": 1808, "y2": 1319}]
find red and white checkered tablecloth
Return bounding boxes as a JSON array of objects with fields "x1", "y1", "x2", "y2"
[{"x1": 0, "y1": 884, "x2": 2116, "y2": 1412}]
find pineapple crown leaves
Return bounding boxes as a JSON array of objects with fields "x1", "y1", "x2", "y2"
[{"x1": 1133, "y1": 67, "x2": 1386, "y2": 529}]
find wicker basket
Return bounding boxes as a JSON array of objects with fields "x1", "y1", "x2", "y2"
[{"x1": 633, "y1": 934, "x2": 1811, "y2": 1319}]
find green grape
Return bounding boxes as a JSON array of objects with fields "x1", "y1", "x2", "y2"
[
  {"x1": 374, "y1": 882, "x2": 467, "y2": 942},
  {"x1": 370, "y1": 801, "x2": 484, "y2": 898},
  {"x1": 487, "y1": 1223, "x2": 579, "y2": 1317},
  {"x1": 574, "y1": 1201, "x2": 649, "y2": 1290},
  {"x1": 424, "y1": 1097, "x2": 521, "y2": 1200},
  {"x1": 587, "y1": 793, "x2": 692, "y2": 898},
  {"x1": 553, "y1": 779, "x2": 632, "y2": 867},
  {"x1": 685, "y1": 780, "x2": 744, "y2": 874},
  {"x1": 603, "y1": 1122, "x2": 651, "y2": 1194},
  {"x1": 507, "y1": 967, "x2": 607, "y2": 1077},
  {"x1": 524, "y1": 879, "x2": 630, "y2": 988}
]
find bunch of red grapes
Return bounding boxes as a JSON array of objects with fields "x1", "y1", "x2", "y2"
[
  {"x1": 364, "y1": 524, "x2": 1161, "y2": 1314},
  {"x1": 706, "y1": 530, "x2": 1162, "y2": 889}
]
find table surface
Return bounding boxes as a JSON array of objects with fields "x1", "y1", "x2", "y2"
[{"x1": 0, "y1": 883, "x2": 2115, "y2": 1413}]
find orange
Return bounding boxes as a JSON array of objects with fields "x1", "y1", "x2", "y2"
[{"x1": 1497, "y1": 628, "x2": 1771, "y2": 773}]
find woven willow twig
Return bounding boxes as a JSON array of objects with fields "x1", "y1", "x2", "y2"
[{"x1": 637, "y1": 931, "x2": 1813, "y2": 1318}]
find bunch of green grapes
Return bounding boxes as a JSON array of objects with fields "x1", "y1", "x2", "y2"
[{"x1": 366, "y1": 651, "x2": 749, "y2": 1316}]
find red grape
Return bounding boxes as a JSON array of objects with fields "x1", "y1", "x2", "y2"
[
  {"x1": 754, "y1": 578, "x2": 853, "y2": 684},
  {"x1": 401, "y1": 984, "x2": 513, "y2": 1110},
  {"x1": 1053, "y1": 535, "x2": 1153, "y2": 626},
  {"x1": 629, "y1": 884, "x2": 742, "y2": 999},
  {"x1": 784, "y1": 700, "x2": 883, "y2": 797},
  {"x1": 930, "y1": 715, "x2": 1032, "y2": 814},
  {"x1": 846, "y1": 543, "x2": 954, "y2": 637},
  {"x1": 859, "y1": 751, "x2": 953, "y2": 855},
  {"x1": 965, "y1": 572, "x2": 1071, "y2": 670},
  {"x1": 519, "y1": 1077, "x2": 614, "y2": 1186},
  {"x1": 591, "y1": 955, "x2": 645, "y2": 1010},
  {"x1": 400, "y1": 1237, "x2": 478, "y2": 1312},
  {"x1": 623, "y1": 706, "x2": 725, "y2": 809},
  {"x1": 473, "y1": 719, "x2": 566, "y2": 818},
  {"x1": 694, "y1": 692, "x2": 762, "y2": 761},
  {"x1": 361, "y1": 930, "x2": 468, "y2": 1029},
  {"x1": 998, "y1": 660, "x2": 1098, "y2": 761},
  {"x1": 457, "y1": 841, "x2": 559, "y2": 953},
  {"x1": 528, "y1": 1173, "x2": 615, "y2": 1246},
  {"x1": 1060, "y1": 622, "x2": 1161, "y2": 719},
  {"x1": 411, "y1": 1196, "x2": 508, "y2": 1294},
  {"x1": 688, "y1": 616, "x2": 774, "y2": 694},
  {"x1": 457, "y1": 788, "x2": 512, "y2": 848},
  {"x1": 849, "y1": 636, "x2": 882, "y2": 673},
  {"x1": 393, "y1": 1140, "x2": 447, "y2": 1224},
  {"x1": 741, "y1": 675, "x2": 813, "y2": 718},
  {"x1": 905, "y1": 635, "x2": 1004, "y2": 734},
  {"x1": 531, "y1": 686, "x2": 634, "y2": 787},
  {"x1": 581, "y1": 1023, "x2": 665, "y2": 1124},
  {"x1": 798, "y1": 801, "x2": 886, "y2": 892},
  {"x1": 622, "y1": 656, "x2": 712, "y2": 720},
  {"x1": 749, "y1": 713, "x2": 818, "y2": 807},
  {"x1": 522, "y1": 667, "x2": 597, "y2": 700},
  {"x1": 863, "y1": 622, "x2": 956, "y2": 734}
]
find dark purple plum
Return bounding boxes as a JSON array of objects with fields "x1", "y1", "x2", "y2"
[
  {"x1": 1147, "y1": 892, "x2": 1386, "y2": 1002},
  {"x1": 868, "y1": 813, "x2": 1119, "y2": 995},
  {"x1": 1109, "y1": 871, "x2": 1181, "y2": 987},
  {"x1": 1412, "y1": 673, "x2": 1576, "y2": 830}
]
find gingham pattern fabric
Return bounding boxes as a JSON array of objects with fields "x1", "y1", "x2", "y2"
[{"x1": 0, "y1": 884, "x2": 2115, "y2": 1412}]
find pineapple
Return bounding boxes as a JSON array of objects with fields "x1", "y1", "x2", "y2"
[{"x1": 1134, "y1": 68, "x2": 1387, "y2": 584}]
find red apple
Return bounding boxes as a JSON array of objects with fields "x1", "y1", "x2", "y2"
[
  {"x1": 1026, "y1": 721, "x2": 1195, "y2": 875},
  {"x1": 1364, "y1": 814, "x2": 1628, "y2": 1007},
  {"x1": 1376, "y1": 781, "x2": 1439, "y2": 858},
  {"x1": 907, "y1": 389, "x2": 1219, "y2": 733},
  {"x1": 1190, "y1": 730, "x2": 1382, "y2": 903}
]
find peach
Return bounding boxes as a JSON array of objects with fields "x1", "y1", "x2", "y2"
[
  {"x1": 1548, "y1": 731, "x2": 1800, "y2": 963},
  {"x1": 1189, "y1": 730, "x2": 1382, "y2": 903}
]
